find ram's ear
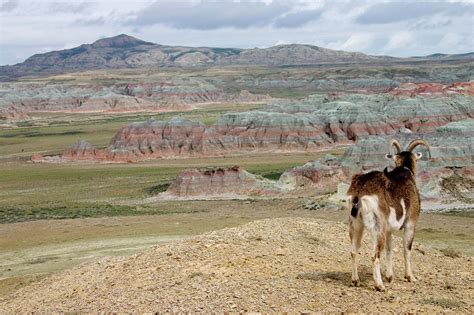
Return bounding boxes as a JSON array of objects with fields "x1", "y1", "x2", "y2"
[
  {"x1": 415, "y1": 152, "x2": 423, "y2": 160},
  {"x1": 385, "y1": 154, "x2": 395, "y2": 160}
]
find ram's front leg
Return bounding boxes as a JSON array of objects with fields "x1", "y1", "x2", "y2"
[{"x1": 385, "y1": 231, "x2": 393, "y2": 283}]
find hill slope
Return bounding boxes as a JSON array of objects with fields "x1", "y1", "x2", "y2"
[
  {"x1": 0, "y1": 34, "x2": 379, "y2": 80},
  {"x1": 2, "y1": 34, "x2": 471, "y2": 81},
  {"x1": 1, "y1": 217, "x2": 471, "y2": 313}
]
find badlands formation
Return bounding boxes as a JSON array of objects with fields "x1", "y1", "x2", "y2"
[
  {"x1": 30, "y1": 82, "x2": 473, "y2": 208},
  {"x1": 0, "y1": 80, "x2": 268, "y2": 114},
  {"x1": 156, "y1": 121, "x2": 473, "y2": 207},
  {"x1": 36, "y1": 82, "x2": 473, "y2": 163}
]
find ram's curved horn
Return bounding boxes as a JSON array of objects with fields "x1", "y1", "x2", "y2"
[
  {"x1": 406, "y1": 139, "x2": 431, "y2": 159},
  {"x1": 388, "y1": 139, "x2": 401, "y2": 154}
]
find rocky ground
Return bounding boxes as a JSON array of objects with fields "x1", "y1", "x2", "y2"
[{"x1": 1, "y1": 217, "x2": 472, "y2": 313}]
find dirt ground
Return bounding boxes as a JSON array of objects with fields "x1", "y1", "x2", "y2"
[
  {"x1": 1, "y1": 198, "x2": 473, "y2": 303},
  {"x1": 1, "y1": 216, "x2": 472, "y2": 313}
]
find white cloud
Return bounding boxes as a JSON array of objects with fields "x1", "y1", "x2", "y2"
[
  {"x1": 0, "y1": 0, "x2": 18, "y2": 12},
  {"x1": 274, "y1": 39, "x2": 289, "y2": 46},
  {"x1": 274, "y1": 8, "x2": 322, "y2": 28},
  {"x1": 334, "y1": 34, "x2": 375, "y2": 52},
  {"x1": 437, "y1": 33, "x2": 466, "y2": 53},
  {"x1": 383, "y1": 31, "x2": 414, "y2": 53},
  {"x1": 126, "y1": 1, "x2": 291, "y2": 30},
  {"x1": 356, "y1": 1, "x2": 474, "y2": 24}
]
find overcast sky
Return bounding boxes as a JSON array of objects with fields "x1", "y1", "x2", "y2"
[{"x1": 1, "y1": 0, "x2": 473, "y2": 65}]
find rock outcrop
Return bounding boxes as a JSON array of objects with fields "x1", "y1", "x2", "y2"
[
  {"x1": 340, "y1": 120, "x2": 474, "y2": 171},
  {"x1": 236, "y1": 77, "x2": 400, "y2": 92},
  {"x1": 334, "y1": 119, "x2": 474, "y2": 206},
  {"x1": 390, "y1": 82, "x2": 474, "y2": 97},
  {"x1": 277, "y1": 155, "x2": 349, "y2": 194},
  {"x1": 0, "y1": 80, "x2": 269, "y2": 117},
  {"x1": 49, "y1": 91, "x2": 473, "y2": 162},
  {"x1": 159, "y1": 166, "x2": 277, "y2": 199},
  {"x1": 159, "y1": 158, "x2": 349, "y2": 200},
  {"x1": 0, "y1": 105, "x2": 28, "y2": 121},
  {"x1": 161, "y1": 119, "x2": 473, "y2": 202},
  {"x1": 109, "y1": 118, "x2": 207, "y2": 160}
]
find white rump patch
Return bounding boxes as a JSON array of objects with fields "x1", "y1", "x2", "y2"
[
  {"x1": 360, "y1": 195, "x2": 380, "y2": 232},
  {"x1": 388, "y1": 199, "x2": 406, "y2": 231}
]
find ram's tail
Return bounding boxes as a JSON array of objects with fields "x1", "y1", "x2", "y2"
[{"x1": 350, "y1": 196, "x2": 360, "y2": 218}]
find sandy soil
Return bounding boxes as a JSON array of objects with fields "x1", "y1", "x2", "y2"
[{"x1": 1, "y1": 217, "x2": 472, "y2": 313}]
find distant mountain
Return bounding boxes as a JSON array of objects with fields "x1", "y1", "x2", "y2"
[
  {"x1": 1, "y1": 34, "x2": 472, "y2": 81},
  {"x1": 416, "y1": 52, "x2": 474, "y2": 60}
]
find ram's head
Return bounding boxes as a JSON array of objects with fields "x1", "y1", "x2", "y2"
[{"x1": 386, "y1": 139, "x2": 431, "y2": 173}]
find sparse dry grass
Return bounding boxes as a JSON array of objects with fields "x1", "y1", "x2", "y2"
[
  {"x1": 421, "y1": 297, "x2": 465, "y2": 309},
  {"x1": 440, "y1": 248, "x2": 462, "y2": 258}
]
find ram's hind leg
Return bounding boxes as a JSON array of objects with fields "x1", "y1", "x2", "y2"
[
  {"x1": 349, "y1": 218, "x2": 364, "y2": 287},
  {"x1": 361, "y1": 196, "x2": 386, "y2": 291},
  {"x1": 403, "y1": 224, "x2": 416, "y2": 282},
  {"x1": 371, "y1": 229, "x2": 386, "y2": 291}
]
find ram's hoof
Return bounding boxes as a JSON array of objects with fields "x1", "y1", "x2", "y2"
[{"x1": 351, "y1": 279, "x2": 361, "y2": 287}]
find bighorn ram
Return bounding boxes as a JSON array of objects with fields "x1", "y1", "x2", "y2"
[{"x1": 347, "y1": 139, "x2": 431, "y2": 291}]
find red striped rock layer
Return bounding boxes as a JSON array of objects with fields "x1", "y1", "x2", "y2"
[
  {"x1": 161, "y1": 163, "x2": 349, "y2": 199},
  {"x1": 42, "y1": 91, "x2": 474, "y2": 162},
  {"x1": 103, "y1": 112, "x2": 363, "y2": 162},
  {"x1": 389, "y1": 82, "x2": 474, "y2": 97},
  {"x1": 162, "y1": 166, "x2": 277, "y2": 198},
  {"x1": 0, "y1": 81, "x2": 269, "y2": 116},
  {"x1": 277, "y1": 160, "x2": 350, "y2": 195},
  {"x1": 0, "y1": 106, "x2": 29, "y2": 121}
]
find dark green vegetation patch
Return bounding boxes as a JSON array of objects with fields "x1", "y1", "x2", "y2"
[
  {"x1": 144, "y1": 182, "x2": 171, "y2": 196},
  {"x1": 258, "y1": 170, "x2": 284, "y2": 181},
  {"x1": 0, "y1": 202, "x2": 207, "y2": 224}
]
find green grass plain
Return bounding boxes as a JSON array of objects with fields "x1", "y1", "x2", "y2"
[{"x1": 0, "y1": 152, "x2": 328, "y2": 223}]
